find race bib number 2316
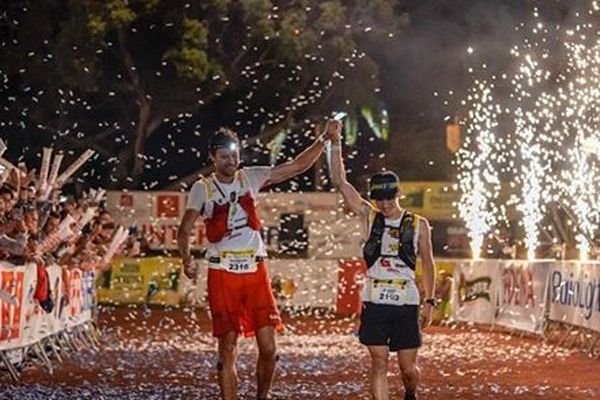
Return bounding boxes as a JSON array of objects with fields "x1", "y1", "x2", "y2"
[{"x1": 221, "y1": 251, "x2": 257, "y2": 274}]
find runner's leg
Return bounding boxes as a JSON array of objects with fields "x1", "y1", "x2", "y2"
[
  {"x1": 397, "y1": 348, "x2": 419, "y2": 400},
  {"x1": 255, "y1": 325, "x2": 277, "y2": 399},
  {"x1": 218, "y1": 331, "x2": 239, "y2": 400},
  {"x1": 368, "y1": 345, "x2": 390, "y2": 400}
]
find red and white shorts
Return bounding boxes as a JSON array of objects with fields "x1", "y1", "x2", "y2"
[{"x1": 207, "y1": 261, "x2": 282, "y2": 338}]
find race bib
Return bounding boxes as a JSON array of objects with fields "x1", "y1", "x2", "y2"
[
  {"x1": 369, "y1": 278, "x2": 409, "y2": 306},
  {"x1": 220, "y1": 250, "x2": 257, "y2": 274}
]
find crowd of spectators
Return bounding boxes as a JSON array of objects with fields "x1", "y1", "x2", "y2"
[{"x1": 0, "y1": 163, "x2": 123, "y2": 270}]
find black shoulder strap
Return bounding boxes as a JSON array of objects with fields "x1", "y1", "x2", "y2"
[
  {"x1": 399, "y1": 211, "x2": 413, "y2": 242},
  {"x1": 210, "y1": 176, "x2": 227, "y2": 200},
  {"x1": 397, "y1": 211, "x2": 418, "y2": 269},
  {"x1": 363, "y1": 212, "x2": 385, "y2": 269},
  {"x1": 372, "y1": 212, "x2": 386, "y2": 236}
]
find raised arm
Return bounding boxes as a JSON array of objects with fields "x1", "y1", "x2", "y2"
[
  {"x1": 328, "y1": 125, "x2": 372, "y2": 216},
  {"x1": 266, "y1": 121, "x2": 336, "y2": 186}
]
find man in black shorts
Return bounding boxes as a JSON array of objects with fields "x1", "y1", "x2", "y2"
[{"x1": 328, "y1": 126, "x2": 436, "y2": 400}]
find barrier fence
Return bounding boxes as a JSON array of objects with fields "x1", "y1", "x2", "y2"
[
  {"x1": 98, "y1": 257, "x2": 600, "y2": 341},
  {"x1": 4, "y1": 257, "x2": 600, "y2": 380},
  {"x1": 0, "y1": 262, "x2": 99, "y2": 381},
  {"x1": 451, "y1": 259, "x2": 600, "y2": 358}
]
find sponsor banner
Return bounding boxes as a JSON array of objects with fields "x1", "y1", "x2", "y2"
[
  {"x1": 548, "y1": 261, "x2": 600, "y2": 332},
  {"x1": 256, "y1": 192, "x2": 341, "y2": 226},
  {"x1": 178, "y1": 258, "x2": 340, "y2": 309},
  {"x1": 20, "y1": 263, "x2": 41, "y2": 348},
  {"x1": 495, "y1": 260, "x2": 551, "y2": 334},
  {"x1": 106, "y1": 191, "x2": 357, "y2": 256},
  {"x1": 36, "y1": 265, "x2": 63, "y2": 338},
  {"x1": 398, "y1": 182, "x2": 459, "y2": 222},
  {"x1": 336, "y1": 259, "x2": 366, "y2": 316},
  {"x1": 0, "y1": 263, "x2": 25, "y2": 350},
  {"x1": 415, "y1": 258, "x2": 457, "y2": 280},
  {"x1": 452, "y1": 259, "x2": 500, "y2": 324},
  {"x1": 268, "y1": 259, "x2": 339, "y2": 309},
  {"x1": 398, "y1": 182, "x2": 520, "y2": 223},
  {"x1": 66, "y1": 269, "x2": 95, "y2": 328},
  {"x1": 97, "y1": 257, "x2": 181, "y2": 306},
  {"x1": 308, "y1": 216, "x2": 363, "y2": 259},
  {"x1": 0, "y1": 262, "x2": 95, "y2": 355},
  {"x1": 106, "y1": 191, "x2": 204, "y2": 250},
  {"x1": 421, "y1": 259, "x2": 456, "y2": 324}
]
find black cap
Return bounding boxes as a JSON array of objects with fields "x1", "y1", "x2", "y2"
[
  {"x1": 208, "y1": 128, "x2": 239, "y2": 153},
  {"x1": 368, "y1": 171, "x2": 400, "y2": 200}
]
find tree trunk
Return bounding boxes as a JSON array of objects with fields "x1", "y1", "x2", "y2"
[
  {"x1": 129, "y1": 99, "x2": 162, "y2": 188},
  {"x1": 112, "y1": 99, "x2": 161, "y2": 189}
]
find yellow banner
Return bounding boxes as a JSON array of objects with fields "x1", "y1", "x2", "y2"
[
  {"x1": 415, "y1": 258, "x2": 457, "y2": 323},
  {"x1": 96, "y1": 257, "x2": 182, "y2": 306},
  {"x1": 399, "y1": 181, "x2": 520, "y2": 222},
  {"x1": 399, "y1": 182, "x2": 459, "y2": 222}
]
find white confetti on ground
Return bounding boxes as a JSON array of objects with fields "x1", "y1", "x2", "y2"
[{"x1": 1, "y1": 309, "x2": 599, "y2": 399}]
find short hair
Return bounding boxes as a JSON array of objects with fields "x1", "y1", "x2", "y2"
[
  {"x1": 208, "y1": 127, "x2": 239, "y2": 155},
  {"x1": 0, "y1": 186, "x2": 14, "y2": 198}
]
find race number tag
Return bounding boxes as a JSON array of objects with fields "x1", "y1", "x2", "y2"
[
  {"x1": 220, "y1": 250, "x2": 257, "y2": 274},
  {"x1": 369, "y1": 279, "x2": 408, "y2": 306}
]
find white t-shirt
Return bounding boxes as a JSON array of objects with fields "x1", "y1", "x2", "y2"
[{"x1": 186, "y1": 166, "x2": 272, "y2": 260}]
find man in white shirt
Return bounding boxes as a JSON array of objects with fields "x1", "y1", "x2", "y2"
[{"x1": 178, "y1": 122, "x2": 339, "y2": 400}]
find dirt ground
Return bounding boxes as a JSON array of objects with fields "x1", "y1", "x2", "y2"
[{"x1": 1, "y1": 306, "x2": 600, "y2": 399}]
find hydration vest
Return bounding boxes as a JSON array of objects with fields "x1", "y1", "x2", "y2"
[
  {"x1": 363, "y1": 211, "x2": 419, "y2": 270},
  {"x1": 201, "y1": 171, "x2": 262, "y2": 244}
]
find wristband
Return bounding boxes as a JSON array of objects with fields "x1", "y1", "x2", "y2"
[{"x1": 424, "y1": 298, "x2": 438, "y2": 306}]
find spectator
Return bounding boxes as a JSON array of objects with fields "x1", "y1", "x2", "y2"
[{"x1": 0, "y1": 159, "x2": 128, "y2": 271}]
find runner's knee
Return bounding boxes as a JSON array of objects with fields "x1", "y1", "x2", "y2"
[
  {"x1": 370, "y1": 355, "x2": 388, "y2": 374},
  {"x1": 400, "y1": 364, "x2": 419, "y2": 382},
  {"x1": 219, "y1": 336, "x2": 238, "y2": 362},
  {"x1": 258, "y1": 343, "x2": 277, "y2": 360}
]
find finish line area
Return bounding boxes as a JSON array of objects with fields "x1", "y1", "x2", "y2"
[{"x1": 1, "y1": 307, "x2": 599, "y2": 400}]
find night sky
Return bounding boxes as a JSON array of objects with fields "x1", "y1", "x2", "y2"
[{"x1": 0, "y1": 0, "x2": 586, "y2": 192}]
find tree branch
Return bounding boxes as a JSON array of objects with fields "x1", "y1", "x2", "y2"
[{"x1": 164, "y1": 113, "x2": 295, "y2": 190}]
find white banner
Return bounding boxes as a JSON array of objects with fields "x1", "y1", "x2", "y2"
[
  {"x1": 0, "y1": 263, "x2": 25, "y2": 350},
  {"x1": 66, "y1": 269, "x2": 95, "y2": 329},
  {"x1": 0, "y1": 263, "x2": 95, "y2": 352},
  {"x1": 106, "y1": 191, "x2": 193, "y2": 250},
  {"x1": 452, "y1": 259, "x2": 500, "y2": 324},
  {"x1": 548, "y1": 261, "x2": 600, "y2": 332},
  {"x1": 180, "y1": 258, "x2": 339, "y2": 309},
  {"x1": 36, "y1": 264, "x2": 63, "y2": 338},
  {"x1": 307, "y1": 217, "x2": 363, "y2": 259},
  {"x1": 19, "y1": 263, "x2": 41, "y2": 348},
  {"x1": 106, "y1": 191, "x2": 357, "y2": 257},
  {"x1": 495, "y1": 260, "x2": 551, "y2": 334},
  {"x1": 268, "y1": 259, "x2": 338, "y2": 309}
]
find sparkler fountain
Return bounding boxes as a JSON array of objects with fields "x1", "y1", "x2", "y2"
[{"x1": 457, "y1": 5, "x2": 600, "y2": 261}]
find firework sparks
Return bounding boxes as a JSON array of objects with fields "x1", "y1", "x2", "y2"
[
  {"x1": 457, "y1": 81, "x2": 502, "y2": 259},
  {"x1": 457, "y1": 5, "x2": 600, "y2": 260}
]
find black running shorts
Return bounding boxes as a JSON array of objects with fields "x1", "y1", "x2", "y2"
[{"x1": 358, "y1": 302, "x2": 422, "y2": 351}]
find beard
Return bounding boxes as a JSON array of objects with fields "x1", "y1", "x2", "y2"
[{"x1": 223, "y1": 166, "x2": 237, "y2": 176}]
